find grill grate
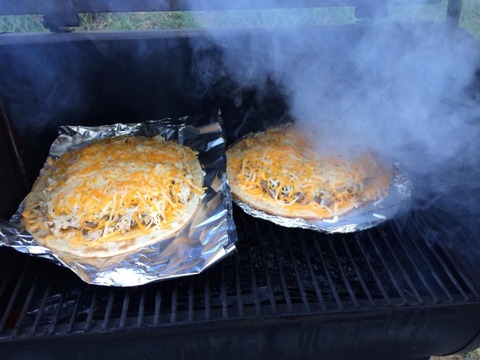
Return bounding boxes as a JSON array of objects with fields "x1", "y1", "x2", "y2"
[{"x1": 0, "y1": 208, "x2": 478, "y2": 340}]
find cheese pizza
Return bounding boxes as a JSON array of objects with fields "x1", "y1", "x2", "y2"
[
  {"x1": 226, "y1": 124, "x2": 390, "y2": 220},
  {"x1": 22, "y1": 135, "x2": 204, "y2": 258}
]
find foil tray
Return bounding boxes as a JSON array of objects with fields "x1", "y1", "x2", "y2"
[
  {"x1": 234, "y1": 164, "x2": 412, "y2": 234},
  {"x1": 0, "y1": 112, "x2": 237, "y2": 287}
]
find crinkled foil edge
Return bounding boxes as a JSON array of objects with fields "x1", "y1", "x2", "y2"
[
  {"x1": 0, "y1": 111, "x2": 237, "y2": 286},
  {"x1": 234, "y1": 163, "x2": 412, "y2": 233}
]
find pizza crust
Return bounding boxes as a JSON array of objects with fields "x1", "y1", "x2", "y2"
[
  {"x1": 22, "y1": 135, "x2": 204, "y2": 258},
  {"x1": 226, "y1": 124, "x2": 390, "y2": 220}
]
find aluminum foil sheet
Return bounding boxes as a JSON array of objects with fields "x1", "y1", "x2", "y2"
[
  {"x1": 234, "y1": 163, "x2": 412, "y2": 233},
  {"x1": 0, "y1": 112, "x2": 237, "y2": 286}
]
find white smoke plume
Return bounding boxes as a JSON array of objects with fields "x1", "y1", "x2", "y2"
[{"x1": 190, "y1": 4, "x2": 480, "y2": 220}]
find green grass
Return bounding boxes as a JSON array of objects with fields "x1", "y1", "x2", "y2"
[
  {"x1": 460, "y1": 0, "x2": 480, "y2": 38},
  {"x1": 0, "y1": 1, "x2": 479, "y2": 38},
  {"x1": 0, "y1": 15, "x2": 46, "y2": 32},
  {"x1": 78, "y1": 12, "x2": 198, "y2": 31}
]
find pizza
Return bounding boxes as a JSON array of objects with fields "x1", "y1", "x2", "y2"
[
  {"x1": 22, "y1": 135, "x2": 204, "y2": 258},
  {"x1": 226, "y1": 124, "x2": 390, "y2": 220}
]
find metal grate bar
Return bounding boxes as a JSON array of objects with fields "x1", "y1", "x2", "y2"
[
  {"x1": 47, "y1": 284, "x2": 68, "y2": 335},
  {"x1": 431, "y1": 245, "x2": 480, "y2": 300},
  {"x1": 136, "y1": 290, "x2": 146, "y2": 327},
  {"x1": 188, "y1": 279, "x2": 195, "y2": 322},
  {"x1": 220, "y1": 262, "x2": 228, "y2": 319},
  {"x1": 385, "y1": 223, "x2": 439, "y2": 303},
  {"x1": 380, "y1": 227, "x2": 430, "y2": 302},
  {"x1": 299, "y1": 234, "x2": 327, "y2": 311},
  {"x1": 341, "y1": 237, "x2": 376, "y2": 308},
  {"x1": 0, "y1": 265, "x2": 14, "y2": 308},
  {"x1": 233, "y1": 253, "x2": 245, "y2": 318},
  {"x1": 269, "y1": 226, "x2": 293, "y2": 312},
  {"x1": 241, "y1": 216, "x2": 262, "y2": 316},
  {"x1": 66, "y1": 287, "x2": 84, "y2": 334},
  {"x1": 284, "y1": 232, "x2": 311, "y2": 312},
  {"x1": 31, "y1": 282, "x2": 51, "y2": 336},
  {"x1": 170, "y1": 281, "x2": 178, "y2": 324},
  {"x1": 153, "y1": 288, "x2": 162, "y2": 326},
  {"x1": 0, "y1": 266, "x2": 13, "y2": 299},
  {"x1": 119, "y1": 291, "x2": 131, "y2": 329},
  {"x1": 366, "y1": 231, "x2": 408, "y2": 304},
  {"x1": 83, "y1": 287, "x2": 98, "y2": 332},
  {"x1": 313, "y1": 239, "x2": 343, "y2": 310},
  {"x1": 355, "y1": 233, "x2": 392, "y2": 306},
  {"x1": 101, "y1": 289, "x2": 115, "y2": 331},
  {"x1": 413, "y1": 212, "x2": 475, "y2": 300},
  {"x1": 376, "y1": 228, "x2": 424, "y2": 303},
  {"x1": 327, "y1": 236, "x2": 360, "y2": 309},
  {"x1": 204, "y1": 273, "x2": 211, "y2": 320},
  {"x1": 255, "y1": 221, "x2": 277, "y2": 315},
  {"x1": 425, "y1": 244, "x2": 468, "y2": 301},
  {"x1": 396, "y1": 219, "x2": 454, "y2": 302},
  {"x1": 0, "y1": 258, "x2": 31, "y2": 333},
  {"x1": 12, "y1": 271, "x2": 40, "y2": 338}
]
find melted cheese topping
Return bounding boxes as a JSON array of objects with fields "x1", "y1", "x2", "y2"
[
  {"x1": 24, "y1": 136, "x2": 204, "y2": 244},
  {"x1": 227, "y1": 125, "x2": 390, "y2": 218}
]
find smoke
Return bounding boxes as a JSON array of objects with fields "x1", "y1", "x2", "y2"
[
  {"x1": 292, "y1": 25, "x2": 480, "y2": 158},
  {"x1": 1, "y1": 2, "x2": 478, "y2": 231},
  {"x1": 190, "y1": 5, "x2": 480, "y2": 221}
]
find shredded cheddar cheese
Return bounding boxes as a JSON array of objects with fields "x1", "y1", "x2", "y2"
[
  {"x1": 226, "y1": 124, "x2": 390, "y2": 219},
  {"x1": 22, "y1": 135, "x2": 204, "y2": 248}
]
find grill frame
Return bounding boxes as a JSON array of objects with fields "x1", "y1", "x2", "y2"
[
  {"x1": 2, "y1": 305, "x2": 480, "y2": 360},
  {"x1": 1, "y1": 20, "x2": 480, "y2": 360}
]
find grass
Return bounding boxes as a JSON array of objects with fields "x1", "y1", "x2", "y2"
[
  {"x1": 460, "y1": 0, "x2": 480, "y2": 37},
  {"x1": 0, "y1": 0, "x2": 479, "y2": 38},
  {"x1": 78, "y1": 12, "x2": 198, "y2": 31},
  {"x1": 75, "y1": 1, "x2": 472, "y2": 33},
  {"x1": 0, "y1": 15, "x2": 46, "y2": 33}
]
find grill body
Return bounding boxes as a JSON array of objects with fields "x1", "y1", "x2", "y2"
[{"x1": 1, "y1": 23, "x2": 480, "y2": 360}]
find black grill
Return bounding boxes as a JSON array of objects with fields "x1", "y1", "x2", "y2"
[
  {"x1": 1, "y1": 208, "x2": 479, "y2": 358},
  {"x1": 1, "y1": 4, "x2": 480, "y2": 358}
]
